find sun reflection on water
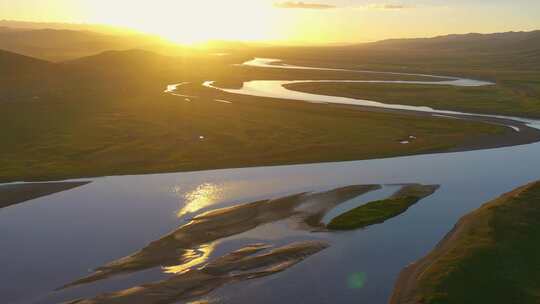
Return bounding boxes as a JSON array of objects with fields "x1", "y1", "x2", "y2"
[
  {"x1": 162, "y1": 243, "x2": 215, "y2": 274},
  {"x1": 174, "y1": 183, "x2": 224, "y2": 217}
]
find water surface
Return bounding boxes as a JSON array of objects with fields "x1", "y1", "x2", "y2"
[{"x1": 2, "y1": 141, "x2": 540, "y2": 304}]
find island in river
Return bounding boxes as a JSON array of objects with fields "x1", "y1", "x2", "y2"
[{"x1": 327, "y1": 184, "x2": 439, "y2": 230}]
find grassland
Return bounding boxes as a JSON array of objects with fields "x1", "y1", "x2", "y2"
[
  {"x1": 391, "y1": 181, "x2": 540, "y2": 304},
  {"x1": 0, "y1": 46, "x2": 533, "y2": 183},
  {"x1": 327, "y1": 184, "x2": 439, "y2": 230},
  {"x1": 0, "y1": 87, "x2": 508, "y2": 183}
]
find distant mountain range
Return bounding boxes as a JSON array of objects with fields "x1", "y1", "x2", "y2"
[
  {"x1": 0, "y1": 27, "x2": 167, "y2": 61},
  {"x1": 260, "y1": 30, "x2": 540, "y2": 72},
  {"x1": 368, "y1": 30, "x2": 540, "y2": 52},
  {"x1": 0, "y1": 20, "x2": 258, "y2": 61},
  {"x1": 4, "y1": 19, "x2": 537, "y2": 65},
  {"x1": 0, "y1": 20, "x2": 135, "y2": 34},
  {"x1": 2, "y1": 27, "x2": 539, "y2": 102}
]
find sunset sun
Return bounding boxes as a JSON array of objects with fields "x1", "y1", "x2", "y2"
[
  {"x1": 1, "y1": 1, "x2": 540, "y2": 304},
  {"x1": 82, "y1": 1, "x2": 278, "y2": 44}
]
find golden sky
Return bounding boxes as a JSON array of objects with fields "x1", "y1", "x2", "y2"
[{"x1": 1, "y1": 0, "x2": 539, "y2": 44}]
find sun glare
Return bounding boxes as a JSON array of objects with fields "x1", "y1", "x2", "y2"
[{"x1": 82, "y1": 0, "x2": 277, "y2": 44}]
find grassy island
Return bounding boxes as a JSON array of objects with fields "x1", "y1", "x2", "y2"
[{"x1": 327, "y1": 184, "x2": 439, "y2": 230}]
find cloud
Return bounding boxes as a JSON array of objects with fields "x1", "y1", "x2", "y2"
[
  {"x1": 364, "y1": 3, "x2": 415, "y2": 10},
  {"x1": 273, "y1": 1, "x2": 336, "y2": 9}
]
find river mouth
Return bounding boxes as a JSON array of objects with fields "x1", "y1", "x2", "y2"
[{"x1": 3, "y1": 58, "x2": 540, "y2": 304}]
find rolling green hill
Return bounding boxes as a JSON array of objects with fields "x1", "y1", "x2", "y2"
[{"x1": 0, "y1": 49, "x2": 61, "y2": 101}]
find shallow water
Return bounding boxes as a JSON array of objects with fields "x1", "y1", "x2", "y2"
[
  {"x1": 2, "y1": 141, "x2": 540, "y2": 304},
  {"x1": 3, "y1": 58, "x2": 540, "y2": 304},
  {"x1": 241, "y1": 58, "x2": 476, "y2": 81}
]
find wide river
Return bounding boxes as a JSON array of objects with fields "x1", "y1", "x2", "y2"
[{"x1": 2, "y1": 58, "x2": 540, "y2": 304}]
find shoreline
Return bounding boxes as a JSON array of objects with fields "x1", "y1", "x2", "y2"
[
  {"x1": 389, "y1": 182, "x2": 538, "y2": 304},
  {"x1": 3, "y1": 120, "x2": 539, "y2": 185},
  {"x1": 0, "y1": 181, "x2": 91, "y2": 209},
  {"x1": 3, "y1": 102, "x2": 540, "y2": 184},
  {"x1": 327, "y1": 101, "x2": 540, "y2": 153}
]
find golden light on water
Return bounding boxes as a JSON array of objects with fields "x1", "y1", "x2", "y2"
[
  {"x1": 175, "y1": 183, "x2": 223, "y2": 217},
  {"x1": 163, "y1": 243, "x2": 215, "y2": 274}
]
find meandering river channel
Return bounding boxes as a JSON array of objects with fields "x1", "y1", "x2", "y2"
[{"x1": 2, "y1": 58, "x2": 540, "y2": 304}]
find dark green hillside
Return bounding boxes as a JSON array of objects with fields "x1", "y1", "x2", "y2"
[{"x1": 0, "y1": 49, "x2": 60, "y2": 101}]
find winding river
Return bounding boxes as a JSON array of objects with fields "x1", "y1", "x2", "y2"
[
  {"x1": 2, "y1": 58, "x2": 540, "y2": 304},
  {"x1": 208, "y1": 58, "x2": 539, "y2": 129}
]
